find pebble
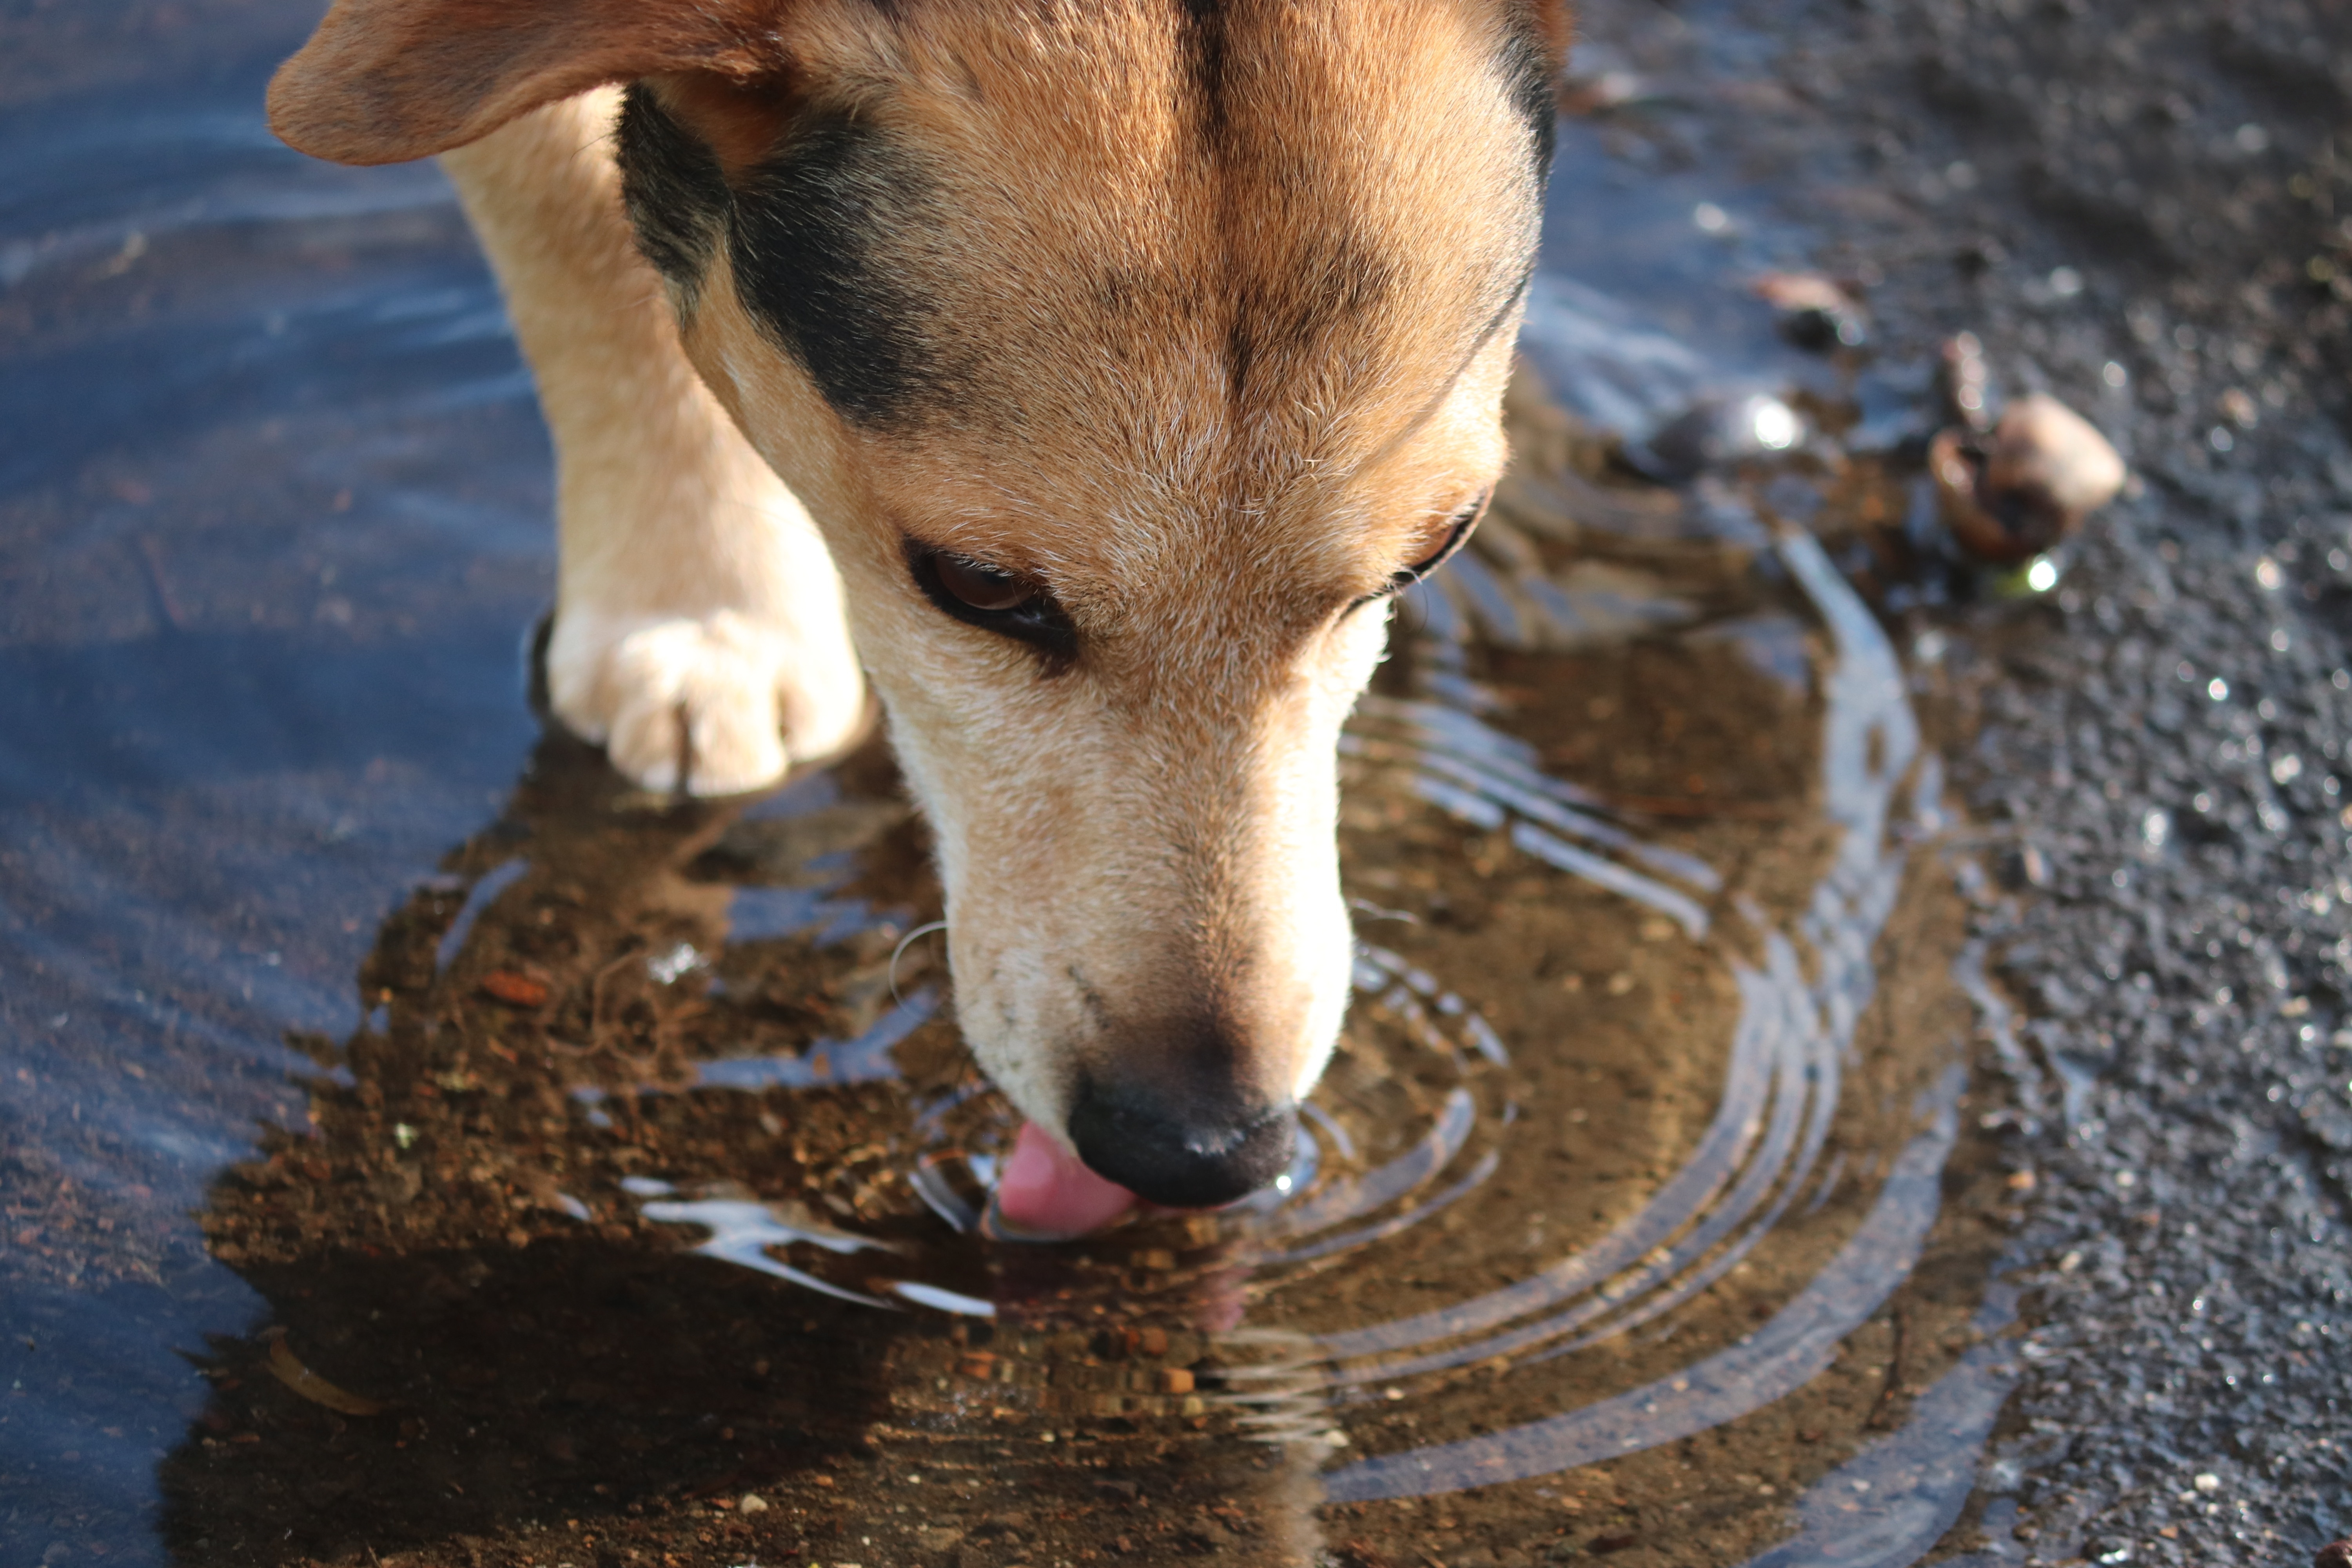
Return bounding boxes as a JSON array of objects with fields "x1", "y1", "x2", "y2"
[
  {"x1": 1940, "y1": 332, "x2": 1994, "y2": 432},
  {"x1": 1931, "y1": 394, "x2": 2126, "y2": 564},
  {"x1": 1754, "y1": 271, "x2": 1869, "y2": 350},
  {"x1": 2006, "y1": 844, "x2": 2052, "y2": 888},
  {"x1": 2314, "y1": 1541, "x2": 2352, "y2": 1568},
  {"x1": 1560, "y1": 65, "x2": 1650, "y2": 115}
]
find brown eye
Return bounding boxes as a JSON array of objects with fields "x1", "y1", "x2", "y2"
[
  {"x1": 905, "y1": 539, "x2": 1078, "y2": 667},
  {"x1": 933, "y1": 553, "x2": 1036, "y2": 613}
]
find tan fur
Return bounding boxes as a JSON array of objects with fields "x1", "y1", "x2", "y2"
[{"x1": 271, "y1": 0, "x2": 1555, "y2": 1180}]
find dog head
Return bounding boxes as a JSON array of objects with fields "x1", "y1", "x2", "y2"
[{"x1": 272, "y1": 0, "x2": 1560, "y2": 1212}]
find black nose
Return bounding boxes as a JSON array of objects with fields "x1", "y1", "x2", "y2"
[{"x1": 1066, "y1": 1078, "x2": 1297, "y2": 1209}]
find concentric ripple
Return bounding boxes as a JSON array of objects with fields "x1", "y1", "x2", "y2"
[{"x1": 567, "y1": 507, "x2": 1976, "y2": 1528}]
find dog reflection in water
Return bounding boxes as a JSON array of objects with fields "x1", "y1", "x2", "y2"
[{"x1": 175, "y1": 731, "x2": 1337, "y2": 1565}]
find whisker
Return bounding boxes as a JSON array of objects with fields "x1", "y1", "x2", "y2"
[{"x1": 888, "y1": 919, "x2": 949, "y2": 1005}]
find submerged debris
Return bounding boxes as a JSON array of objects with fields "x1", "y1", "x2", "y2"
[
  {"x1": 265, "y1": 1335, "x2": 385, "y2": 1416},
  {"x1": 1930, "y1": 393, "x2": 2125, "y2": 565},
  {"x1": 479, "y1": 969, "x2": 549, "y2": 1008}
]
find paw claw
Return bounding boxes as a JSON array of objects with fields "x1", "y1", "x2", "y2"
[{"x1": 546, "y1": 611, "x2": 855, "y2": 797}]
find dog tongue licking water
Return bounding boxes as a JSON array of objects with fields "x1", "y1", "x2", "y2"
[{"x1": 993, "y1": 1121, "x2": 1136, "y2": 1237}]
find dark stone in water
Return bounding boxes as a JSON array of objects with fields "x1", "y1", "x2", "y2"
[
  {"x1": 1621, "y1": 392, "x2": 1804, "y2": 484},
  {"x1": 1754, "y1": 272, "x2": 1869, "y2": 352}
]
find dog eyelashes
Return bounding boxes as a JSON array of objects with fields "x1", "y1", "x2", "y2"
[
  {"x1": 906, "y1": 541, "x2": 1078, "y2": 667},
  {"x1": 933, "y1": 554, "x2": 1034, "y2": 613},
  {"x1": 1350, "y1": 495, "x2": 1488, "y2": 613}
]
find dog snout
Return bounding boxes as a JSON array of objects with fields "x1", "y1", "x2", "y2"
[{"x1": 1066, "y1": 1073, "x2": 1298, "y2": 1210}]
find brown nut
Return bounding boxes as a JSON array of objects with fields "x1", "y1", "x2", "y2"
[{"x1": 1931, "y1": 394, "x2": 2124, "y2": 564}]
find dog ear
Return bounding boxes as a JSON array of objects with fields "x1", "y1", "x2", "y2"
[{"x1": 269, "y1": 0, "x2": 779, "y2": 165}]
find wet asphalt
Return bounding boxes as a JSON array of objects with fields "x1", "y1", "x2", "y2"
[{"x1": 1671, "y1": 0, "x2": 2352, "y2": 1557}]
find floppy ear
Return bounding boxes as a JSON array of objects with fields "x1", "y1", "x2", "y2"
[{"x1": 268, "y1": 0, "x2": 779, "y2": 165}]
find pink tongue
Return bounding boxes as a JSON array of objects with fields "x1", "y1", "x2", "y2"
[{"x1": 995, "y1": 1121, "x2": 1136, "y2": 1236}]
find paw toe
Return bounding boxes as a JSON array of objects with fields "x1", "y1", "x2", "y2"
[{"x1": 597, "y1": 620, "x2": 790, "y2": 797}]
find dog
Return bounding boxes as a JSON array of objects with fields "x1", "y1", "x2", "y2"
[{"x1": 268, "y1": 0, "x2": 1561, "y2": 1234}]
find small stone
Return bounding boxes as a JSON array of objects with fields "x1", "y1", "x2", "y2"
[
  {"x1": 1559, "y1": 65, "x2": 1650, "y2": 116},
  {"x1": 1940, "y1": 332, "x2": 1994, "y2": 431},
  {"x1": 1755, "y1": 271, "x2": 1869, "y2": 350},
  {"x1": 737, "y1": 1493, "x2": 768, "y2": 1514},
  {"x1": 2192, "y1": 1472, "x2": 2221, "y2": 1493},
  {"x1": 1623, "y1": 392, "x2": 1803, "y2": 483},
  {"x1": 2313, "y1": 1540, "x2": 2352, "y2": 1568},
  {"x1": 1932, "y1": 394, "x2": 2125, "y2": 564}
]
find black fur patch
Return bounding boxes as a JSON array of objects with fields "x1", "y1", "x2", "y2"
[
  {"x1": 1179, "y1": 0, "x2": 1229, "y2": 144},
  {"x1": 726, "y1": 110, "x2": 945, "y2": 429},
  {"x1": 1224, "y1": 239, "x2": 1396, "y2": 404},
  {"x1": 616, "y1": 87, "x2": 728, "y2": 301},
  {"x1": 616, "y1": 88, "x2": 950, "y2": 430},
  {"x1": 1497, "y1": 4, "x2": 1561, "y2": 184}
]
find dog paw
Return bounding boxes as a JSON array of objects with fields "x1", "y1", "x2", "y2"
[{"x1": 545, "y1": 611, "x2": 860, "y2": 796}]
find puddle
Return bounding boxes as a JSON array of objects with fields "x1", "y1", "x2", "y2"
[{"x1": 2, "y1": 5, "x2": 2033, "y2": 1568}]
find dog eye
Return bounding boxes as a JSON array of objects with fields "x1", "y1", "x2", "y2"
[
  {"x1": 1395, "y1": 503, "x2": 1480, "y2": 584},
  {"x1": 906, "y1": 541, "x2": 1078, "y2": 666},
  {"x1": 1351, "y1": 495, "x2": 1488, "y2": 612},
  {"x1": 933, "y1": 553, "x2": 1036, "y2": 613}
]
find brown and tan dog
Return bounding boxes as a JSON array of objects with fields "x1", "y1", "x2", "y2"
[{"x1": 269, "y1": 0, "x2": 1561, "y2": 1231}]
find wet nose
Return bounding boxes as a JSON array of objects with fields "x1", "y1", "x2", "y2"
[{"x1": 1066, "y1": 1076, "x2": 1297, "y2": 1209}]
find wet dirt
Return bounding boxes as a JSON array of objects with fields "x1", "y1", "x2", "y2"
[{"x1": 4, "y1": 0, "x2": 2348, "y2": 1566}]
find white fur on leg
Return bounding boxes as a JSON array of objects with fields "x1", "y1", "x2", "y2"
[{"x1": 439, "y1": 89, "x2": 865, "y2": 797}]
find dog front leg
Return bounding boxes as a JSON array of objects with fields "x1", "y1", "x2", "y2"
[{"x1": 440, "y1": 89, "x2": 865, "y2": 796}]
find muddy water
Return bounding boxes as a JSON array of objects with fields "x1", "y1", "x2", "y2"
[{"x1": 3, "y1": 5, "x2": 2025, "y2": 1568}]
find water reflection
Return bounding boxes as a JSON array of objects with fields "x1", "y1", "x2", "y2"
[{"x1": 136, "y1": 376, "x2": 2003, "y2": 1566}]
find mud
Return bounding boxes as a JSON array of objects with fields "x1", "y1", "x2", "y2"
[{"x1": 4, "y1": 0, "x2": 2349, "y2": 1564}]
